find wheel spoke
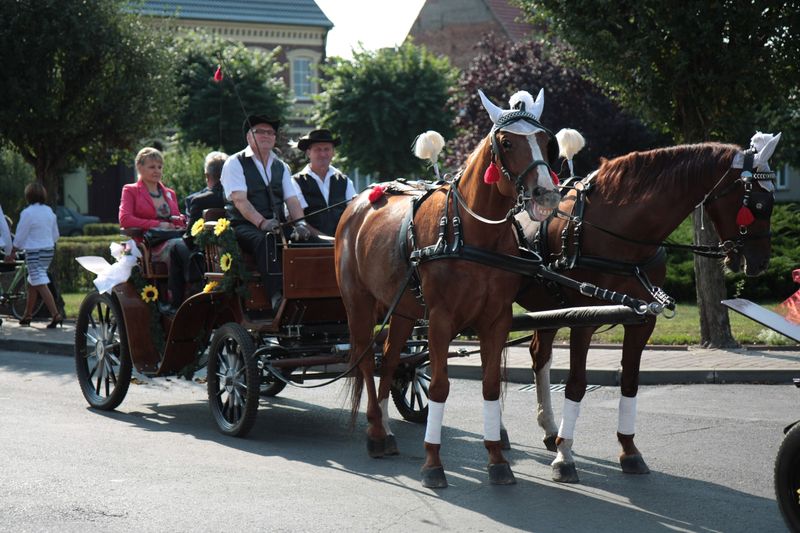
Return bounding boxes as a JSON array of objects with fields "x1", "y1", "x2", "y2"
[
  {"x1": 94, "y1": 364, "x2": 104, "y2": 395},
  {"x1": 87, "y1": 356, "x2": 99, "y2": 379}
]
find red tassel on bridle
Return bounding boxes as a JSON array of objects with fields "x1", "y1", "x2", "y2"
[
  {"x1": 483, "y1": 162, "x2": 501, "y2": 184},
  {"x1": 213, "y1": 66, "x2": 223, "y2": 83},
  {"x1": 550, "y1": 170, "x2": 559, "y2": 186},
  {"x1": 736, "y1": 205, "x2": 755, "y2": 226}
]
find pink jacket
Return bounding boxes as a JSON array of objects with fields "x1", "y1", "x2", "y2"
[{"x1": 119, "y1": 180, "x2": 184, "y2": 231}]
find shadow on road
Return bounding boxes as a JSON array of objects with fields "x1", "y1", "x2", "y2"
[{"x1": 87, "y1": 389, "x2": 781, "y2": 532}]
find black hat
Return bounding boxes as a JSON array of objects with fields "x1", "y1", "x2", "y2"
[
  {"x1": 297, "y1": 129, "x2": 341, "y2": 151},
  {"x1": 243, "y1": 114, "x2": 281, "y2": 137}
]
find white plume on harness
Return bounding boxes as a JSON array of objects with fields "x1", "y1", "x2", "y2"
[
  {"x1": 730, "y1": 131, "x2": 782, "y2": 192},
  {"x1": 412, "y1": 130, "x2": 446, "y2": 180},
  {"x1": 556, "y1": 128, "x2": 585, "y2": 177}
]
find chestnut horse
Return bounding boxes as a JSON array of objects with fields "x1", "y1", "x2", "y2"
[
  {"x1": 515, "y1": 133, "x2": 781, "y2": 483},
  {"x1": 335, "y1": 89, "x2": 560, "y2": 488}
]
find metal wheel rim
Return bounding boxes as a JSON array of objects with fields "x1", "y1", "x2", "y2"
[
  {"x1": 80, "y1": 299, "x2": 123, "y2": 402},
  {"x1": 212, "y1": 337, "x2": 250, "y2": 426}
]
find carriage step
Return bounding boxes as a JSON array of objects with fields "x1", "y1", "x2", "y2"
[{"x1": 518, "y1": 384, "x2": 602, "y2": 393}]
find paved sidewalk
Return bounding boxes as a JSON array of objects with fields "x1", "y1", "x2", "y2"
[{"x1": 2, "y1": 316, "x2": 799, "y2": 385}]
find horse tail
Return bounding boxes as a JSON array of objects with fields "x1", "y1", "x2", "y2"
[{"x1": 347, "y1": 363, "x2": 364, "y2": 429}]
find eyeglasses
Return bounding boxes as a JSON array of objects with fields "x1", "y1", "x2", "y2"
[{"x1": 251, "y1": 128, "x2": 276, "y2": 136}]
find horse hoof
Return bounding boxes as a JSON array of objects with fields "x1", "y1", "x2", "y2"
[
  {"x1": 367, "y1": 438, "x2": 385, "y2": 458},
  {"x1": 500, "y1": 429, "x2": 511, "y2": 450},
  {"x1": 488, "y1": 463, "x2": 516, "y2": 485},
  {"x1": 543, "y1": 434, "x2": 558, "y2": 452},
  {"x1": 384, "y1": 434, "x2": 399, "y2": 456},
  {"x1": 620, "y1": 454, "x2": 650, "y2": 474},
  {"x1": 421, "y1": 466, "x2": 448, "y2": 489},
  {"x1": 552, "y1": 461, "x2": 580, "y2": 483}
]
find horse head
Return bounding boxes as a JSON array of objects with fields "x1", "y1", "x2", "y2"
[
  {"x1": 705, "y1": 132, "x2": 781, "y2": 276},
  {"x1": 479, "y1": 89, "x2": 560, "y2": 221}
]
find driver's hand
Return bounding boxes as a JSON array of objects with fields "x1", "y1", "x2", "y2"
[
  {"x1": 261, "y1": 218, "x2": 280, "y2": 233},
  {"x1": 290, "y1": 223, "x2": 311, "y2": 241}
]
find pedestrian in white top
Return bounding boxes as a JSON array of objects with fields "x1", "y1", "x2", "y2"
[{"x1": 5, "y1": 182, "x2": 61, "y2": 328}]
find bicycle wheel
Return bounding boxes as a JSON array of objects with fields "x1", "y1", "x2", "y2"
[{"x1": 10, "y1": 270, "x2": 44, "y2": 320}]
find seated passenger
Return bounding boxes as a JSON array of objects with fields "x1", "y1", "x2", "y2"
[
  {"x1": 163, "y1": 151, "x2": 227, "y2": 314},
  {"x1": 220, "y1": 115, "x2": 310, "y2": 311},
  {"x1": 118, "y1": 147, "x2": 186, "y2": 263},
  {"x1": 291, "y1": 128, "x2": 356, "y2": 239}
]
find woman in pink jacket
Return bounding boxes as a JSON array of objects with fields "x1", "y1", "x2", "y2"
[{"x1": 119, "y1": 147, "x2": 186, "y2": 263}]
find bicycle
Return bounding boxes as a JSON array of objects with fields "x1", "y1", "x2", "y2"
[{"x1": 0, "y1": 258, "x2": 44, "y2": 323}]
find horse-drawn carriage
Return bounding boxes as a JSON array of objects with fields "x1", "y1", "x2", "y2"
[
  {"x1": 73, "y1": 213, "x2": 432, "y2": 438},
  {"x1": 74, "y1": 87, "x2": 782, "y2": 491}
]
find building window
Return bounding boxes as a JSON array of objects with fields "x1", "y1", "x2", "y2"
[
  {"x1": 776, "y1": 163, "x2": 790, "y2": 190},
  {"x1": 292, "y1": 57, "x2": 313, "y2": 100}
]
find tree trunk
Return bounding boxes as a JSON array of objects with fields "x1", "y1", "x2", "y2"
[{"x1": 692, "y1": 208, "x2": 738, "y2": 348}]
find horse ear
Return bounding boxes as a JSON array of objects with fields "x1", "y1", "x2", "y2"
[
  {"x1": 752, "y1": 132, "x2": 782, "y2": 170},
  {"x1": 478, "y1": 89, "x2": 503, "y2": 124},
  {"x1": 530, "y1": 88, "x2": 545, "y2": 120}
]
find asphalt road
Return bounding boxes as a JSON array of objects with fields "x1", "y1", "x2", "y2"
[{"x1": 0, "y1": 349, "x2": 796, "y2": 532}]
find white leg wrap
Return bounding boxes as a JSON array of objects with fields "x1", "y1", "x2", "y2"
[
  {"x1": 558, "y1": 398, "x2": 581, "y2": 440},
  {"x1": 618, "y1": 395, "x2": 637, "y2": 435},
  {"x1": 552, "y1": 438, "x2": 575, "y2": 466},
  {"x1": 535, "y1": 360, "x2": 558, "y2": 435},
  {"x1": 425, "y1": 400, "x2": 445, "y2": 445},
  {"x1": 483, "y1": 399, "x2": 502, "y2": 441},
  {"x1": 379, "y1": 398, "x2": 393, "y2": 436}
]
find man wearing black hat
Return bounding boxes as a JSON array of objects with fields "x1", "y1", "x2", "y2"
[
  {"x1": 220, "y1": 115, "x2": 310, "y2": 312},
  {"x1": 291, "y1": 129, "x2": 356, "y2": 239}
]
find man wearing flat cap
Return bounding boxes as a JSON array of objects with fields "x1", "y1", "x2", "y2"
[
  {"x1": 220, "y1": 114, "x2": 310, "y2": 312},
  {"x1": 291, "y1": 129, "x2": 356, "y2": 239}
]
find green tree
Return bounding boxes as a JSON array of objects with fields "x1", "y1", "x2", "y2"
[
  {"x1": 0, "y1": 0, "x2": 175, "y2": 202},
  {"x1": 448, "y1": 34, "x2": 666, "y2": 173},
  {"x1": 520, "y1": 0, "x2": 800, "y2": 347},
  {"x1": 316, "y1": 42, "x2": 457, "y2": 179},
  {"x1": 171, "y1": 32, "x2": 290, "y2": 155}
]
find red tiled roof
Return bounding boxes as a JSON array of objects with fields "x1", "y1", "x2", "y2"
[{"x1": 485, "y1": 0, "x2": 532, "y2": 41}]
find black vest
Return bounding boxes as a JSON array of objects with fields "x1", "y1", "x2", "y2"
[
  {"x1": 293, "y1": 171, "x2": 348, "y2": 236},
  {"x1": 226, "y1": 151, "x2": 286, "y2": 224}
]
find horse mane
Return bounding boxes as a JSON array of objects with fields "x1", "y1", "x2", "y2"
[{"x1": 596, "y1": 142, "x2": 741, "y2": 203}]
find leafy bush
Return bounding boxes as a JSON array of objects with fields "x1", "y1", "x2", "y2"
[
  {"x1": 161, "y1": 141, "x2": 212, "y2": 209},
  {"x1": 84, "y1": 223, "x2": 120, "y2": 236}
]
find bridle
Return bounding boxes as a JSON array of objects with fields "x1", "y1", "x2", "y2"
[
  {"x1": 490, "y1": 110, "x2": 561, "y2": 210},
  {"x1": 697, "y1": 149, "x2": 776, "y2": 256}
]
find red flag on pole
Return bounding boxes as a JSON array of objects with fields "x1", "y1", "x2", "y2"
[{"x1": 213, "y1": 66, "x2": 223, "y2": 83}]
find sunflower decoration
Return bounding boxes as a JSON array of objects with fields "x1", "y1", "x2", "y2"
[
  {"x1": 214, "y1": 217, "x2": 231, "y2": 236},
  {"x1": 203, "y1": 280, "x2": 219, "y2": 293},
  {"x1": 191, "y1": 218, "x2": 205, "y2": 237},
  {"x1": 140, "y1": 284, "x2": 159, "y2": 303},
  {"x1": 220, "y1": 252, "x2": 233, "y2": 272}
]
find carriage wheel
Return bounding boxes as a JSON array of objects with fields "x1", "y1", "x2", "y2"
[
  {"x1": 74, "y1": 291, "x2": 132, "y2": 410},
  {"x1": 8, "y1": 275, "x2": 44, "y2": 320},
  {"x1": 207, "y1": 323, "x2": 260, "y2": 437},
  {"x1": 391, "y1": 360, "x2": 431, "y2": 424},
  {"x1": 775, "y1": 423, "x2": 800, "y2": 531}
]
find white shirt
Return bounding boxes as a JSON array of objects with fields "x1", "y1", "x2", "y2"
[
  {"x1": 220, "y1": 146, "x2": 297, "y2": 203},
  {"x1": 0, "y1": 204, "x2": 12, "y2": 255},
  {"x1": 13, "y1": 203, "x2": 59, "y2": 251},
  {"x1": 292, "y1": 164, "x2": 357, "y2": 209}
]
